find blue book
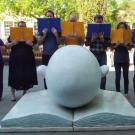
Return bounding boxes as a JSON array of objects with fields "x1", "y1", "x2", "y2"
[
  {"x1": 38, "y1": 18, "x2": 61, "y2": 33},
  {"x1": 86, "y1": 23, "x2": 111, "y2": 38},
  {"x1": 132, "y1": 30, "x2": 135, "y2": 44}
]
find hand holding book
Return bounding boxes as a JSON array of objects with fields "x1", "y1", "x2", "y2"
[
  {"x1": 11, "y1": 40, "x2": 18, "y2": 46},
  {"x1": 10, "y1": 27, "x2": 33, "y2": 42},
  {"x1": 111, "y1": 29, "x2": 132, "y2": 44},
  {"x1": 74, "y1": 32, "x2": 81, "y2": 40},
  {"x1": 61, "y1": 22, "x2": 84, "y2": 45},
  {"x1": 91, "y1": 32, "x2": 98, "y2": 42},
  {"x1": 42, "y1": 28, "x2": 48, "y2": 36},
  {"x1": 86, "y1": 23, "x2": 111, "y2": 39},
  {"x1": 113, "y1": 42, "x2": 130, "y2": 49},
  {"x1": 38, "y1": 18, "x2": 61, "y2": 33},
  {"x1": 26, "y1": 40, "x2": 33, "y2": 46},
  {"x1": 65, "y1": 33, "x2": 73, "y2": 39},
  {"x1": 51, "y1": 27, "x2": 58, "y2": 37},
  {"x1": 99, "y1": 32, "x2": 104, "y2": 41}
]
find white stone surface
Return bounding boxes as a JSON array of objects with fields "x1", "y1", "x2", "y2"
[
  {"x1": 100, "y1": 65, "x2": 109, "y2": 77},
  {"x1": 1, "y1": 90, "x2": 135, "y2": 127},
  {"x1": 37, "y1": 65, "x2": 46, "y2": 78},
  {"x1": 46, "y1": 45, "x2": 101, "y2": 108},
  {"x1": 2, "y1": 91, "x2": 72, "y2": 121},
  {"x1": 74, "y1": 90, "x2": 135, "y2": 121},
  {"x1": 1, "y1": 91, "x2": 73, "y2": 127},
  {"x1": 74, "y1": 90, "x2": 135, "y2": 127},
  {"x1": 37, "y1": 46, "x2": 109, "y2": 108}
]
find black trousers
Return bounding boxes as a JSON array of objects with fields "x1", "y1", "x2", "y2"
[
  {"x1": 42, "y1": 54, "x2": 52, "y2": 66},
  {"x1": 114, "y1": 63, "x2": 129, "y2": 94},
  {"x1": 133, "y1": 68, "x2": 135, "y2": 93},
  {"x1": 42, "y1": 54, "x2": 52, "y2": 89},
  {"x1": 92, "y1": 51, "x2": 107, "y2": 90},
  {"x1": 0, "y1": 62, "x2": 4, "y2": 99}
]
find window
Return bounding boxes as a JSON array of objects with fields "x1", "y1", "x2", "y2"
[
  {"x1": 4, "y1": 21, "x2": 13, "y2": 37},
  {"x1": 14, "y1": 22, "x2": 18, "y2": 27},
  {"x1": 34, "y1": 22, "x2": 38, "y2": 35}
]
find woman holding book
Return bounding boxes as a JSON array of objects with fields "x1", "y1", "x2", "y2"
[
  {"x1": 85, "y1": 14, "x2": 110, "y2": 90},
  {"x1": 0, "y1": 39, "x2": 4, "y2": 101},
  {"x1": 5, "y1": 21, "x2": 37, "y2": 101},
  {"x1": 112, "y1": 22, "x2": 130, "y2": 96}
]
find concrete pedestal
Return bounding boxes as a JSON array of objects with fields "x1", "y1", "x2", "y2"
[{"x1": 1, "y1": 90, "x2": 135, "y2": 134}]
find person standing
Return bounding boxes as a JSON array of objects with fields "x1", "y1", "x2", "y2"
[
  {"x1": 85, "y1": 14, "x2": 110, "y2": 89},
  {"x1": 0, "y1": 39, "x2": 4, "y2": 101},
  {"x1": 5, "y1": 21, "x2": 38, "y2": 101},
  {"x1": 37, "y1": 10, "x2": 60, "y2": 66},
  {"x1": 133, "y1": 50, "x2": 135, "y2": 93},
  {"x1": 112, "y1": 22, "x2": 130, "y2": 96},
  {"x1": 37, "y1": 10, "x2": 60, "y2": 89}
]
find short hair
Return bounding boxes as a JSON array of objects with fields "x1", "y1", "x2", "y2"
[
  {"x1": 69, "y1": 11, "x2": 78, "y2": 18},
  {"x1": 117, "y1": 22, "x2": 128, "y2": 29},
  {"x1": 45, "y1": 10, "x2": 54, "y2": 17},
  {"x1": 18, "y1": 21, "x2": 26, "y2": 26},
  {"x1": 94, "y1": 14, "x2": 103, "y2": 21}
]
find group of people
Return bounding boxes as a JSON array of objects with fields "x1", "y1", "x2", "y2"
[
  {"x1": 0, "y1": 10, "x2": 134, "y2": 101},
  {"x1": 86, "y1": 16, "x2": 132, "y2": 97}
]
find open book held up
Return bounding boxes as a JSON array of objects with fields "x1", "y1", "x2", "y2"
[
  {"x1": 10, "y1": 27, "x2": 33, "y2": 41},
  {"x1": 37, "y1": 18, "x2": 61, "y2": 33}
]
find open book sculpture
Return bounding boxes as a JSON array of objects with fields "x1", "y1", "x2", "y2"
[{"x1": 1, "y1": 45, "x2": 135, "y2": 128}]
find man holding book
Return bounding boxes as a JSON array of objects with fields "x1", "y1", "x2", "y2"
[
  {"x1": 61, "y1": 13, "x2": 84, "y2": 45},
  {"x1": 37, "y1": 10, "x2": 60, "y2": 66},
  {"x1": 85, "y1": 14, "x2": 110, "y2": 89}
]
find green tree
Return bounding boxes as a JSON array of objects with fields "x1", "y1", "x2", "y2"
[
  {"x1": 76, "y1": 0, "x2": 108, "y2": 23},
  {"x1": 0, "y1": 0, "x2": 134, "y2": 27},
  {"x1": 117, "y1": 0, "x2": 135, "y2": 26},
  {"x1": 106, "y1": 0, "x2": 120, "y2": 28},
  {"x1": 0, "y1": 0, "x2": 77, "y2": 21},
  {"x1": 0, "y1": 0, "x2": 9, "y2": 19}
]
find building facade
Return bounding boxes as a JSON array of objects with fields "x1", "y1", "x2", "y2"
[{"x1": 0, "y1": 16, "x2": 37, "y2": 41}]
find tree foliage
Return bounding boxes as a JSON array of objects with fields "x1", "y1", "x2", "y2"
[
  {"x1": 106, "y1": 0, "x2": 120, "y2": 28},
  {"x1": 0, "y1": 0, "x2": 134, "y2": 27},
  {"x1": 76, "y1": 0, "x2": 108, "y2": 23},
  {"x1": 0, "y1": 0, "x2": 77, "y2": 21}
]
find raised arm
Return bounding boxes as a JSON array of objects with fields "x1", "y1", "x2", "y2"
[
  {"x1": 74, "y1": 34, "x2": 84, "y2": 46},
  {"x1": 51, "y1": 27, "x2": 60, "y2": 44},
  {"x1": 5, "y1": 38, "x2": 18, "y2": 49},
  {"x1": 37, "y1": 28, "x2": 48, "y2": 45}
]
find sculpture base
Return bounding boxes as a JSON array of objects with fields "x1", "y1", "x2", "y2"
[
  {"x1": 0, "y1": 126, "x2": 135, "y2": 135},
  {"x1": 1, "y1": 90, "x2": 135, "y2": 134}
]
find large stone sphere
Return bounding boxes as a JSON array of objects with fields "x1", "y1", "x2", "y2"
[{"x1": 46, "y1": 45, "x2": 101, "y2": 108}]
